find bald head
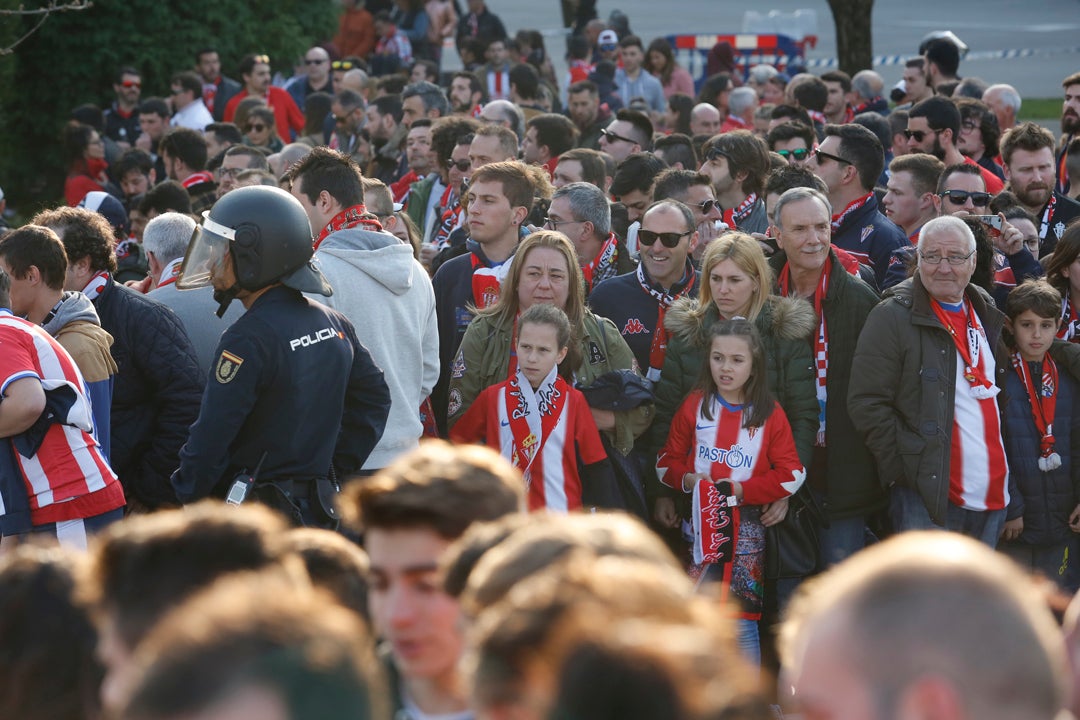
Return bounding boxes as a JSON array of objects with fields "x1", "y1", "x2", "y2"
[
  {"x1": 689, "y1": 103, "x2": 722, "y2": 137},
  {"x1": 782, "y1": 532, "x2": 1067, "y2": 720}
]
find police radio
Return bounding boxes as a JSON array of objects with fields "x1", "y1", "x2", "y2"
[{"x1": 226, "y1": 452, "x2": 268, "y2": 506}]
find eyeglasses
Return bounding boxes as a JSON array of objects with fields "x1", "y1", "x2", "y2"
[
  {"x1": 218, "y1": 167, "x2": 244, "y2": 179},
  {"x1": 938, "y1": 190, "x2": 991, "y2": 207},
  {"x1": 305, "y1": 58, "x2": 327, "y2": 66},
  {"x1": 332, "y1": 60, "x2": 355, "y2": 71},
  {"x1": 600, "y1": 128, "x2": 637, "y2": 145},
  {"x1": 447, "y1": 158, "x2": 471, "y2": 172},
  {"x1": 776, "y1": 148, "x2": 810, "y2": 161},
  {"x1": 813, "y1": 149, "x2": 851, "y2": 165},
  {"x1": 253, "y1": 54, "x2": 270, "y2": 65},
  {"x1": 246, "y1": 123, "x2": 267, "y2": 133},
  {"x1": 170, "y1": 87, "x2": 185, "y2": 96},
  {"x1": 120, "y1": 79, "x2": 141, "y2": 89},
  {"x1": 961, "y1": 120, "x2": 978, "y2": 132},
  {"x1": 638, "y1": 229, "x2": 692, "y2": 248},
  {"x1": 919, "y1": 250, "x2": 975, "y2": 265},
  {"x1": 696, "y1": 198, "x2": 719, "y2": 215},
  {"x1": 903, "y1": 128, "x2": 941, "y2": 142},
  {"x1": 542, "y1": 217, "x2": 583, "y2": 231}
]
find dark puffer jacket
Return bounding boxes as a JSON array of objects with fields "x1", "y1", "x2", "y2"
[
  {"x1": 643, "y1": 294, "x2": 819, "y2": 501},
  {"x1": 94, "y1": 277, "x2": 203, "y2": 507},
  {"x1": 1004, "y1": 340, "x2": 1080, "y2": 545}
]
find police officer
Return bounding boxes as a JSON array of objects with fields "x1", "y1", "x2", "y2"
[{"x1": 170, "y1": 185, "x2": 390, "y2": 528}]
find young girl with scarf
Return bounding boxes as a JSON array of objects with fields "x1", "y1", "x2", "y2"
[
  {"x1": 450, "y1": 303, "x2": 616, "y2": 512},
  {"x1": 655, "y1": 318, "x2": 805, "y2": 665}
]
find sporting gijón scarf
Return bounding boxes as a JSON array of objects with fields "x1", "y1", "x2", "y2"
[
  {"x1": 471, "y1": 253, "x2": 511, "y2": 309},
  {"x1": 831, "y1": 192, "x2": 872, "y2": 235},
  {"x1": 314, "y1": 204, "x2": 384, "y2": 250},
  {"x1": 1059, "y1": 291, "x2": 1079, "y2": 343},
  {"x1": 504, "y1": 366, "x2": 568, "y2": 493},
  {"x1": 931, "y1": 300, "x2": 1000, "y2": 400},
  {"x1": 638, "y1": 261, "x2": 696, "y2": 383},
  {"x1": 723, "y1": 192, "x2": 758, "y2": 229},
  {"x1": 1012, "y1": 353, "x2": 1062, "y2": 471},
  {"x1": 582, "y1": 232, "x2": 620, "y2": 291}
]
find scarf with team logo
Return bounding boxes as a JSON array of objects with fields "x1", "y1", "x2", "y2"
[
  {"x1": 432, "y1": 185, "x2": 464, "y2": 249},
  {"x1": 156, "y1": 258, "x2": 183, "y2": 288},
  {"x1": 931, "y1": 299, "x2": 999, "y2": 400},
  {"x1": 314, "y1": 204, "x2": 384, "y2": 250},
  {"x1": 503, "y1": 365, "x2": 568, "y2": 487},
  {"x1": 692, "y1": 477, "x2": 739, "y2": 566},
  {"x1": 1040, "y1": 193, "x2": 1059, "y2": 241},
  {"x1": 637, "y1": 261, "x2": 696, "y2": 383},
  {"x1": 1012, "y1": 353, "x2": 1062, "y2": 471},
  {"x1": 1059, "y1": 292, "x2": 1080, "y2": 343},
  {"x1": 470, "y1": 252, "x2": 512, "y2": 310},
  {"x1": 582, "y1": 232, "x2": 621, "y2": 292},
  {"x1": 830, "y1": 192, "x2": 872, "y2": 236},
  {"x1": 81, "y1": 271, "x2": 110, "y2": 301}
]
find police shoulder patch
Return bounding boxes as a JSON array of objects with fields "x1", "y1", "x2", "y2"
[{"x1": 215, "y1": 350, "x2": 244, "y2": 384}]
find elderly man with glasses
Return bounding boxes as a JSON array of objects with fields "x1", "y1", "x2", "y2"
[{"x1": 849, "y1": 215, "x2": 1010, "y2": 545}]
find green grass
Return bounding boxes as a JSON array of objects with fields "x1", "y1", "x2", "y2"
[{"x1": 1019, "y1": 98, "x2": 1062, "y2": 121}]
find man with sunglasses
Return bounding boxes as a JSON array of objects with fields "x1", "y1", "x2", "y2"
[
  {"x1": 652, "y1": 168, "x2": 725, "y2": 266},
  {"x1": 104, "y1": 67, "x2": 143, "y2": 150},
  {"x1": 168, "y1": 71, "x2": 213, "y2": 132},
  {"x1": 1001, "y1": 121, "x2": 1080, "y2": 256},
  {"x1": 850, "y1": 216, "x2": 1009, "y2": 544},
  {"x1": 808, "y1": 123, "x2": 906, "y2": 288},
  {"x1": 599, "y1": 109, "x2": 653, "y2": 165},
  {"x1": 768, "y1": 121, "x2": 816, "y2": 169},
  {"x1": 590, "y1": 198, "x2": 699, "y2": 377},
  {"x1": 906, "y1": 97, "x2": 1004, "y2": 194},
  {"x1": 223, "y1": 54, "x2": 304, "y2": 143},
  {"x1": 285, "y1": 47, "x2": 332, "y2": 113}
]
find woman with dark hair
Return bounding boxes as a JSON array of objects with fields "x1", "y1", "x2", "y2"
[
  {"x1": 298, "y1": 91, "x2": 333, "y2": 147},
  {"x1": 243, "y1": 106, "x2": 284, "y2": 153},
  {"x1": 644, "y1": 38, "x2": 694, "y2": 99},
  {"x1": 696, "y1": 73, "x2": 734, "y2": 118},
  {"x1": 63, "y1": 122, "x2": 109, "y2": 206},
  {"x1": 663, "y1": 93, "x2": 694, "y2": 135},
  {"x1": 1045, "y1": 222, "x2": 1080, "y2": 343}
]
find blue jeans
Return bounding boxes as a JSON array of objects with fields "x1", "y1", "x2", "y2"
[
  {"x1": 890, "y1": 485, "x2": 1005, "y2": 547},
  {"x1": 736, "y1": 618, "x2": 761, "y2": 668},
  {"x1": 818, "y1": 514, "x2": 869, "y2": 567}
]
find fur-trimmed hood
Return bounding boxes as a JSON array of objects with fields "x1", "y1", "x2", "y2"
[{"x1": 663, "y1": 294, "x2": 817, "y2": 348}]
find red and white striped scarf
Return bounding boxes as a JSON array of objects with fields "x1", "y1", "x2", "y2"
[
  {"x1": 830, "y1": 192, "x2": 872, "y2": 235},
  {"x1": 470, "y1": 252, "x2": 511, "y2": 309},
  {"x1": 156, "y1": 258, "x2": 183, "y2": 288},
  {"x1": 582, "y1": 232, "x2": 620, "y2": 292},
  {"x1": 314, "y1": 204, "x2": 384, "y2": 250},
  {"x1": 637, "y1": 261, "x2": 696, "y2": 383},
  {"x1": 722, "y1": 192, "x2": 758, "y2": 229},
  {"x1": 502, "y1": 366, "x2": 569, "y2": 503},
  {"x1": 1012, "y1": 352, "x2": 1062, "y2": 471},
  {"x1": 181, "y1": 171, "x2": 215, "y2": 189},
  {"x1": 931, "y1": 299, "x2": 999, "y2": 399},
  {"x1": 1058, "y1": 291, "x2": 1080, "y2": 343},
  {"x1": 81, "y1": 271, "x2": 109, "y2": 301}
]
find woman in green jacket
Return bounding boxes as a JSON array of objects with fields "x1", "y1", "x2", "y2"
[
  {"x1": 447, "y1": 230, "x2": 652, "y2": 456},
  {"x1": 645, "y1": 232, "x2": 819, "y2": 529}
]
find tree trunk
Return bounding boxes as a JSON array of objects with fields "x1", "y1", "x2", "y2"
[{"x1": 827, "y1": 0, "x2": 874, "y2": 76}]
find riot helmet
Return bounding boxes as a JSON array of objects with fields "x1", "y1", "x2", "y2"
[{"x1": 177, "y1": 185, "x2": 331, "y2": 316}]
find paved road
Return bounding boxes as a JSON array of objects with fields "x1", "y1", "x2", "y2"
[{"x1": 456, "y1": 0, "x2": 1080, "y2": 103}]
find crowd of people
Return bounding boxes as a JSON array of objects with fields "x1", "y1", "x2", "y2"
[{"x1": 3, "y1": 0, "x2": 1080, "y2": 717}]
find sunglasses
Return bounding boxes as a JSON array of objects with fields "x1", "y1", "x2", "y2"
[
  {"x1": 305, "y1": 58, "x2": 327, "y2": 66},
  {"x1": 696, "y1": 199, "x2": 719, "y2": 215},
  {"x1": 599, "y1": 43, "x2": 618, "y2": 51},
  {"x1": 638, "y1": 229, "x2": 691, "y2": 248},
  {"x1": 705, "y1": 147, "x2": 731, "y2": 163},
  {"x1": 253, "y1": 54, "x2": 270, "y2": 64},
  {"x1": 600, "y1": 128, "x2": 636, "y2": 145},
  {"x1": 777, "y1": 148, "x2": 810, "y2": 161},
  {"x1": 938, "y1": 190, "x2": 991, "y2": 207},
  {"x1": 813, "y1": 149, "x2": 851, "y2": 165},
  {"x1": 447, "y1": 158, "x2": 471, "y2": 171},
  {"x1": 246, "y1": 123, "x2": 267, "y2": 133},
  {"x1": 903, "y1": 128, "x2": 940, "y2": 142},
  {"x1": 332, "y1": 60, "x2": 355, "y2": 71},
  {"x1": 120, "y1": 79, "x2": 141, "y2": 89}
]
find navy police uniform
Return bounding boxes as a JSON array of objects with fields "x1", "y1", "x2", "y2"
[{"x1": 172, "y1": 285, "x2": 390, "y2": 527}]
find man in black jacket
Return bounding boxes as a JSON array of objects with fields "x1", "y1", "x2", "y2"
[{"x1": 34, "y1": 206, "x2": 203, "y2": 509}]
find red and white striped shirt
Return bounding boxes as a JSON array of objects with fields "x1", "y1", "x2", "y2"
[
  {"x1": 0, "y1": 311, "x2": 123, "y2": 525},
  {"x1": 450, "y1": 380, "x2": 607, "y2": 513},
  {"x1": 656, "y1": 391, "x2": 805, "y2": 503},
  {"x1": 937, "y1": 301, "x2": 1010, "y2": 511}
]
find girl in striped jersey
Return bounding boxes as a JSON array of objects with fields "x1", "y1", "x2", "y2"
[
  {"x1": 451, "y1": 303, "x2": 616, "y2": 513},
  {"x1": 656, "y1": 318, "x2": 805, "y2": 665}
]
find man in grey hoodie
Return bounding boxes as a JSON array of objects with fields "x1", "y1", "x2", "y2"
[{"x1": 286, "y1": 147, "x2": 439, "y2": 474}]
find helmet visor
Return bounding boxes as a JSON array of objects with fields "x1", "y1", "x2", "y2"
[{"x1": 176, "y1": 215, "x2": 232, "y2": 290}]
